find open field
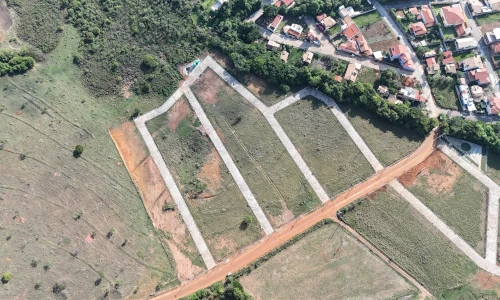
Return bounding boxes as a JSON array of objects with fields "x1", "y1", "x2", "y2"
[
  {"x1": 275, "y1": 96, "x2": 374, "y2": 198},
  {"x1": 399, "y1": 151, "x2": 488, "y2": 255},
  {"x1": 0, "y1": 1, "x2": 12, "y2": 43},
  {"x1": 0, "y1": 27, "x2": 179, "y2": 299},
  {"x1": 146, "y1": 97, "x2": 262, "y2": 262},
  {"x1": 356, "y1": 66, "x2": 379, "y2": 85},
  {"x1": 240, "y1": 222, "x2": 417, "y2": 300},
  {"x1": 337, "y1": 102, "x2": 424, "y2": 166},
  {"x1": 353, "y1": 11, "x2": 382, "y2": 28},
  {"x1": 428, "y1": 75, "x2": 461, "y2": 110},
  {"x1": 341, "y1": 186, "x2": 478, "y2": 295},
  {"x1": 192, "y1": 70, "x2": 320, "y2": 223},
  {"x1": 476, "y1": 11, "x2": 500, "y2": 27},
  {"x1": 354, "y1": 11, "x2": 399, "y2": 52}
]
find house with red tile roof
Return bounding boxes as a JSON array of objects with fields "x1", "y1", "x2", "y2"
[
  {"x1": 440, "y1": 5, "x2": 466, "y2": 26},
  {"x1": 487, "y1": 96, "x2": 500, "y2": 115},
  {"x1": 355, "y1": 35, "x2": 372, "y2": 56},
  {"x1": 389, "y1": 45, "x2": 415, "y2": 71},
  {"x1": 408, "y1": 7, "x2": 420, "y2": 17},
  {"x1": 338, "y1": 40, "x2": 360, "y2": 55},
  {"x1": 274, "y1": 0, "x2": 295, "y2": 8},
  {"x1": 491, "y1": 42, "x2": 500, "y2": 54},
  {"x1": 468, "y1": 68, "x2": 491, "y2": 85},
  {"x1": 267, "y1": 15, "x2": 283, "y2": 32},
  {"x1": 409, "y1": 22, "x2": 427, "y2": 36},
  {"x1": 398, "y1": 87, "x2": 426, "y2": 103},
  {"x1": 426, "y1": 57, "x2": 440, "y2": 74},
  {"x1": 442, "y1": 51, "x2": 454, "y2": 64},
  {"x1": 455, "y1": 23, "x2": 468, "y2": 37},
  {"x1": 316, "y1": 13, "x2": 327, "y2": 22},
  {"x1": 341, "y1": 23, "x2": 360, "y2": 39},
  {"x1": 420, "y1": 5, "x2": 435, "y2": 28}
]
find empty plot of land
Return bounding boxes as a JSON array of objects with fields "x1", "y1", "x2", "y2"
[
  {"x1": 399, "y1": 151, "x2": 488, "y2": 255},
  {"x1": 146, "y1": 97, "x2": 261, "y2": 262},
  {"x1": 337, "y1": 103, "x2": 424, "y2": 166},
  {"x1": 275, "y1": 96, "x2": 374, "y2": 198},
  {"x1": 487, "y1": 151, "x2": 500, "y2": 186},
  {"x1": 354, "y1": 11, "x2": 400, "y2": 52},
  {"x1": 191, "y1": 70, "x2": 320, "y2": 225},
  {"x1": 477, "y1": 12, "x2": 500, "y2": 34},
  {"x1": 240, "y1": 223, "x2": 416, "y2": 300}
]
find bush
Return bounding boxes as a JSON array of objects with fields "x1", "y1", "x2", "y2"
[
  {"x1": 52, "y1": 282, "x2": 66, "y2": 294},
  {"x1": 73, "y1": 145, "x2": 83, "y2": 157},
  {"x1": 0, "y1": 50, "x2": 36, "y2": 76},
  {"x1": 1, "y1": 272, "x2": 11, "y2": 283},
  {"x1": 142, "y1": 54, "x2": 159, "y2": 69}
]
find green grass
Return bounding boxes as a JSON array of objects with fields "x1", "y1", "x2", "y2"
[
  {"x1": 356, "y1": 67, "x2": 379, "y2": 85},
  {"x1": 192, "y1": 70, "x2": 320, "y2": 219},
  {"x1": 404, "y1": 151, "x2": 488, "y2": 255},
  {"x1": 326, "y1": 25, "x2": 342, "y2": 37},
  {"x1": 239, "y1": 223, "x2": 417, "y2": 299},
  {"x1": 487, "y1": 150, "x2": 500, "y2": 186},
  {"x1": 0, "y1": 26, "x2": 179, "y2": 298},
  {"x1": 337, "y1": 103, "x2": 424, "y2": 166},
  {"x1": 476, "y1": 11, "x2": 500, "y2": 26},
  {"x1": 287, "y1": 47, "x2": 303, "y2": 65},
  {"x1": 275, "y1": 96, "x2": 375, "y2": 198},
  {"x1": 342, "y1": 186, "x2": 478, "y2": 295},
  {"x1": 454, "y1": 51, "x2": 475, "y2": 63},
  {"x1": 428, "y1": 75, "x2": 461, "y2": 110},
  {"x1": 147, "y1": 97, "x2": 261, "y2": 261},
  {"x1": 352, "y1": 11, "x2": 382, "y2": 28}
]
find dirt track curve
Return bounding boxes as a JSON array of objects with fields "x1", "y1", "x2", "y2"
[{"x1": 153, "y1": 129, "x2": 439, "y2": 300}]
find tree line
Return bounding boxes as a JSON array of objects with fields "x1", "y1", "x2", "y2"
[{"x1": 0, "y1": 49, "x2": 36, "y2": 76}]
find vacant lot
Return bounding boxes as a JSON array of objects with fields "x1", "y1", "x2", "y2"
[
  {"x1": 240, "y1": 223, "x2": 416, "y2": 300},
  {"x1": 0, "y1": 27, "x2": 178, "y2": 299},
  {"x1": 147, "y1": 97, "x2": 262, "y2": 261},
  {"x1": 400, "y1": 151, "x2": 488, "y2": 254},
  {"x1": 0, "y1": 1, "x2": 12, "y2": 42},
  {"x1": 342, "y1": 186, "x2": 478, "y2": 295},
  {"x1": 337, "y1": 103, "x2": 424, "y2": 166},
  {"x1": 353, "y1": 11, "x2": 382, "y2": 28},
  {"x1": 192, "y1": 70, "x2": 320, "y2": 224},
  {"x1": 477, "y1": 12, "x2": 500, "y2": 32},
  {"x1": 275, "y1": 96, "x2": 374, "y2": 198},
  {"x1": 428, "y1": 75, "x2": 460, "y2": 110},
  {"x1": 356, "y1": 66, "x2": 379, "y2": 85},
  {"x1": 354, "y1": 11, "x2": 399, "y2": 52}
]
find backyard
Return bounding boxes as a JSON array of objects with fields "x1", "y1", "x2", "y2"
[
  {"x1": 192, "y1": 70, "x2": 320, "y2": 224},
  {"x1": 432, "y1": 5, "x2": 457, "y2": 40},
  {"x1": 399, "y1": 150, "x2": 488, "y2": 255},
  {"x1": 240, "y1": 222, "x2": 417, "y2": 300},
  {"x1": 275, "y1": 96, "x2": 375, "y2": 198}
]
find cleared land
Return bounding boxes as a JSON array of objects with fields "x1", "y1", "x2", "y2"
[
  {"x1": 399, "y1": 151, "x2": 488, "y2": 255},
  {"x1": 354, "y1": 11, "x2": 400, "y2": 52},
  {"x1": 146, "y1": 97, "x2": 262, "y2": 262},
  {"x1": 337, "y1": 102, "x2": 424, "y2": 166},
  {"x1": 191, "y1": 70, "x2": 320, "y2": 225},
  {"x1": 342, "y1": 186, "x2": 478, "y2": 295},
  {"x1": 275, "y1": 96, "x2": 374, "y2": 198},
  {"x1": 0, "y1": 27, "x2": 178, "y2": 299},
  {"x1": 477, "y1": 12, "x2": 500, "y2": 34},
  {"x1": 240, "y1": 222, "x2": 416, "y2": 300},
  {"x1": 356, "y1": 67, "x2": 379, "y2": 85}
]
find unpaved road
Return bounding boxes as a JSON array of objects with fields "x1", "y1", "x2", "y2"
[{"x1": 153, "y1": 129, "x2": 439, "y2": 300}]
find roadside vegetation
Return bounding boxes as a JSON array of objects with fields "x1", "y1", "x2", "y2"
[{"x1": 476, "y1": 11, "x2": 500, "y2": 26}]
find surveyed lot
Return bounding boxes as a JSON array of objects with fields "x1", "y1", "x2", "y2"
[
  {"x1": 146, "y1": 97, "x2": 262, "y2": 262},
  {"x1": 337, "y1": 103, "x2": 424, "y2": 166},
  {"x1": 353, "y1": 11, "x2": 399, "y2": 52},
  {"x1": 240, "y1": 222, "x2": 417, "y2": 300},
  {"x1": 275, "y1": 96, "x2": 374, "y2": 198},
  {"x1": 0, "y1": 27, "x2": 178, "y2": 299},
  {"x1": 342, "y1": 186, "x2": 478, "y2": 295},
  {"x1": 191, "y1": 70, "x2": 320, "y2": 223},
  {"x1": 400, "y1": 151, "x2": 488, "y2": 255}
]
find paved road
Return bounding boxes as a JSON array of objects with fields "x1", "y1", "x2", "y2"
[
  {"x1": 185, "y1": 89, "x2": 275, "y2": 235},
  {"x1": 153, "y1": 129, "x2": 439, "y2": 300}
]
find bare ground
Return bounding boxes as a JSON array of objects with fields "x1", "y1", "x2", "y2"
[
  {"x1": 479, "y1": 22, "x2": 500, "y2": 35},
  {"x1": 0, "y1": 1, "x2": 13, "y2": 42},
  {"x1": 361, "y1": 20, "x2": 400, "y2": 52}
]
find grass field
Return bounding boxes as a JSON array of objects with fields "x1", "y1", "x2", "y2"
[
  {"x1": 487, "y1": 151, "x2": 500, "y2": 186},
  {"x1": 342, "y1": 186, "x2": 478, "y2": 295},
  {"x1": 0, "y1": 26, "x2": 179, "y2": 299},
  {"x1": 287, "y1": 47, "x2": 303, "y2": 65},
  {"x1": 240, "y1": 223, "x2": 417, "y2": 300},
  {"x1": 454, "y1": 51, "x2": 475, "y2": 63},
  {"x1": 192, "y1": 70, "x2": 320, "y2": 224},
  {"x1": 353, "y1": 11, "x2": 382, "y2": 28},
  {"x1": 476, "y1": 11, "x2": 500, "y2": 26},
  {"x1": 428, "y1": 75, "x2": 461, "y2": 110},
  {"x1": 400, "y1": 151, "x2": 488, "y2": 255},
  {"x1": 275, "y1": 96, "x2": 374, "y2": 198},
  {"x1": 337, "y1": 103, "x2": 424, "y2": 166},
  {"x1": 356, "y1": 67, "x2": 379, "y2": 85},
  {"x1": 147, "y1": 97, "x2": 262, "y2": 262}
]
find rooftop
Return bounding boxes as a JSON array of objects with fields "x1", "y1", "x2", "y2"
[
  {"x1": 410, "y1": 22, "x2": 428, "y2": 36},
  {"x1": 440, "y1": 5, "x2": 466, "y2": 26},
  {"x1": 389, "y1": 44, "x2": 406, "y2": 56},
  {"x1": 342, "y1": 23, "x2": 360, "y2": 39},
  {"x1": 442, "y1": 50, "x2": 454, "y2": 64},
  {"x1": 421, "y1": 5, "x2": 435, "y2": 27}
]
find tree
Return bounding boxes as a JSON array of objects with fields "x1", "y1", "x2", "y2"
[
  {"x1": 73, "y1": 145, "x2": 83, "y2": 157},
  {"x1": 240, "y1": 215, "x2": 253, "y2": 230},
  {"x1": 142, "y1": 54, "x2": 159, "y2": 69},
  {"x1": 1, "y1": 273, "x2": 11, "y2": 284},
  {"x1": 262, "y1": 4, "x2": 279, "y2": 17},
  {"x1": 52, "y1": 282, "x2": 66, "y2": 294}
]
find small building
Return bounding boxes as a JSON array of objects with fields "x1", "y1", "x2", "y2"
[
  {"x1": 321, "y1": 16, "x2": 337, "y2": 30},
  {"x1": 280, "y1": 50, "x2": 289, "y2": 62},
  {"x1": 268, "y1": 15, "x2": 283, "y2": 32},
  {"x1": 267, "y1": 40, "x2": 281, "y2": 51},
  {"x1": 486, "y1": 0, "x2": 500, "y2": 11},
  {"x1": 455, "y1": 37, "x2": 478, "y2": 50},
  {"x1": 409, "y1": 22, "x2": 428, "y2": 36},
  {"x1": 334, "y1": 75, "x2": 343, "y2": 83},
  {"x1": 484, "y1": 28, "x2": 500, "y2": 45},
  {"x1": 341, "y1": 24, "x2": 360, "y2": 39},
  {"x1": 339, "y1": 5, "x2": 357, "y2": 18},
  {"x1": 283, "y1": 24, "x2": 303, "y2": 39},
  {"x1": 442, "y1": 51, "x2": 454, "y2": 64},
  {"x1": 426, "y1": 57, "x2": 440, "y2": 75},
  {"x1": 470, "y1": 85, "x2": 484, "y2": 98},
  {"x1": 339, "y1": 40, "x2": 360, "y2": 55},
  {"x1": 486, "y1": 96, "x2": 500, "y2": 115},
  {"x1": 211, "y1": 0, "x2": 227, "y2": 11},
  {"x1": 402, "y1": 76, "x2": 415, "y2": 87},
  {"x1": 398, "y1": 87, "x2": 426, "y2": 103},
  {"x1": 373, "y1": 51, "x2": 384, "y2": 61},
  {"x1": 491, "y1": 42, "x2": 500, "y2": 54},
  {"x1": 274, "y1": 0, "x2": 295, "y2": 8},
  {"x1": 343, "y1": 62, "x2": 361, "y2": 81},
  {"x1": 460, "y1": 56, "x2": 484, "y2": 71},
  {"x1": 389, "y1": 45, "x2": 415, "y2": 71},
  {"x1": 445, "y1": 63, "x2": 457, "y2": 74},
  {"x1": 307, "y1": 32, "x2": 321, "y2": 45},
  {"x1": 457, "y1": 84, "x2": 477, "y2": 112},
  {"x1": 355, "y1": 34, "x2": 372, "y2": 56},
  {"x1": 424, "y1": 50, "x2": 437, "y2": 58},
  {"x1": 302, "y1": 51, "x2": 314, "y2": 64},
  {"x1": 468, "y1": 68, "x2": 491, "y2": 85},
  {"x1": 316, "y1": 13, "x2": 327, "y2": 22},
  {"x1": 377, "y1": 85, "x2": 390, "y2": 97},
  {"x1": 420, "y1": 5, "x2": 436, "y2": 27}
]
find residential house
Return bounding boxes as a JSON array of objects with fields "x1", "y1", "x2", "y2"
[
  {"x1": 420, "y1": 5, "x2": 436, "y2": 27},
  {"x1": 455, "y1": 37, "x2": 478, "y2": 50},
  {"x1": 398, "y1": 87, "x2": 427, "y2": 103},
  {"x1": 339, "y1": 5, "x2": 357, "y2": 18},
  {"x1": 470, "y1": 85, "x2": 484, "y2": 99},
  {"x1": 389, "y1": 45, "x2": 416, "y2": 71},
  {"x1": 341, "y1": 23, "x2": 360, "y2": 39},
  {"x1": 338, "y1": 40, "x2": 360, "y2": 55},
  {"x1": 440, "y1": 5, "x2": 471, "y2": 36},
  {"x1": 355, "y1": 35, "x2": 373, "y2": 56},
  {"x1": 409, "y1": 22, "x2": 428, "y2": 36},
  {"x1": 274, "y1": 0, "x2": 295, "y2": 8},
  {"x1": 468, "y1": 68, "x2": 491, "y2": 85},
  {"x1": 408, "y1": 7, "x2": 420, "y2": 17},
  {"x1": 344, "y1": 62, "x2": 361, "y2": 81},
  {"x1": 424, "y1": 50, "x2": 437, "y2": 57},
  {"x1": 280, "y1": 50, "x2": 289, "y2": 62},
  {"x1": 377, "y1": 85, "x2": 390, "y2": 97},
  {"x1": 469, "y1": 0, "x2": 491, "y2": 15},
  {"x1": 490, "y1": 41, "x2": 500, "y2": 54},
  {"x1": 486, "y1": 96, "x2": 500, "y2": 115},
  {"x1": 445, "y1": 63, "x2": 457, "y2": 74},
  {"x1": 442, "y1": 50, "x2": 455, "y2": 64},
  {"x1": 321, "y1": 16, "x2": 337, "y2": 30},
  {"x1": 302, "y1": 51, "x2": 314, "y2": 64},
  {"x1": 389, "y1": 44, "x2": 406, "y2": 60},
  {"x1": 307, "y1": 32, "x2": 321, "y2": 45},
  {"x1": 267, "y1": 15, "x2": 283, "y2": 32},
  {"x1": 267, "y1": 40, "x2": 281, "y2": 51},
  {"x1": 460, "y1": 56, "x2": 484, "y2": 71},
  {"x1": 426, "y1": 57, "x2": 440, "y2": 74},
  {"x1": 402, "y1": 76, "x2": 415, "y2": 87},
  {"x1": 283, "y1": 24, "x2": 303, "y2": 39},
  {"x1": 316, "y1": 13, "x2": 327, "y2": 22},
  {"x1": 457, "y1": 84, "x2": 477, "y2": 112},
  {"x1": 484, "y1": 28, "x2": 500, "y2": 45},
  {"x1": 211, "y1": 0, "x2": 227, "y2": 11},
  {"x1": 486, "y1": 0, "x2": 500, "y2": 11}
]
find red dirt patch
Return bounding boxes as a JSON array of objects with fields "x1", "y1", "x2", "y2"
[
  {"x1": 471, "y1": 269, "x2": 500, "y2": 294},
  {"x1": 121, "y1": 83, "x2": 133, "y2": 99},
  {"x1": 198, "y1": 148, "x2": 223, "y2": 194},
  {"x1": 167, "y1": 98, "x2": 191, "y2": 132},
  {"x1": 399, "y1": 150, "x2": 461, "y2": 195},
  {"x1": 367, "y1": 185, "x2": 387, "y2": 200},
  {"x1": 0, "y1": 2, "x2": 12, "y2": 43},
  {"x1": 193, "y1": 69, "x2": 234, "y2": 104},
  {"x1": 109, "y1": 122, "x2": 203, "y2": 281}
]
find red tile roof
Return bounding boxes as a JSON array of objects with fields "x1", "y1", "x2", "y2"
[
  {"x1": 281, "y1": 0, "x2": 294, "y2": 7},
  {"x1": 334, "y1": 75, "x2": 343, "y2": 82},
  {"x1": 469, "y1": 68, "x2": 490, "y2": 85},
  {"x1": 455, "y1": 23, "x2": 467, "y2": 37},
  {"x1": 421, "y1": 5, "x2": 435, "y2": 27},
  {"x1": 401, "y1": 53, "x2": 415, "y2": 70},
  {"x1": 389, "y1": 44, "x2": 406, "y2": 56},
  {"x1": 342, "y1": 24, "x2": 360, "y2": 39},
  {"x1": 490, "y1": 97, "x2": 500, "y2": 114},
  {"x1": 269, "y1": 15, "x2": 283, "y2": 29},
  {"x1": 491, "y1": 42, "x2": 500, "y2": 54},
  {"x1": 426, "y1": 57, "x2": 437, "y2": 66},
  {"x1": 442, "y1": 51, "x2": 454, "y2": 64},
  {"x1": 441, "y1": 5, "x2": 465, "y2": 25},
  {"x1": 355, "y1": 35, "x2": 372, "y2": 56},
  {"x1": 410, "y1": 22, "x2": 428, "y2": 36},
  {"x1": 338, "y1": 40, "x2": 360, "y2": 55},
  {"x1": 316, "y1": 13, "x2": 327, "y2": 22},
  {"x1": 408, "y1": 7, "x2": 419, "y2": 15}
]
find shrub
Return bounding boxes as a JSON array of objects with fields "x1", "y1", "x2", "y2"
[
  {"x1": 162, "y1": 203, "x2": 175, "y2": 212},
  {"x1": 1, "y1": 272, "x2": 11, "y2": 283},
  {"x1": 73, "y1": 145, "x2": 83, "y2": 157},
  {"x1": 34, "y1": 281, "x2": 41, "y2": 289},
  {"x1": 240, "y1": 215, "x2": 254, "y2": 230},
  {"x1": 107, "y1": 228, "x2": 115, "y2": 239},
  {"x1": 52, "y1": 282, "x2": 66, "y2": 294},
  {"x1": 0, "y1": 50, "x2": 35, "y2": 76},
  {"x1": 142, "y1": 54, "x2": 159, "y2": 69}
]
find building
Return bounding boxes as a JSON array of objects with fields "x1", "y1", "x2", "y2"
[
  {"x1": 484, "y1": 28, "x2": 500, "y2": 45},
  {"x1": 409, "y1": 22, "x2": 428, "y2": 36},
  {"x1": 343, "y1": 62, "x2": 361, "y2": 81},
  {"x1": 339, "y1": 5, "x2": 357, "y2": 18},
  {"x1": 442, "y1": 50, "x2": 454, "y2": 64},
  {"x1": 280, "y1": 50, "x2": 289, "y2": 62},
  {"x1": 267, "y1": 15, "x2": 283, "y2": 32},
  {"x1": 320, "y1": 16, "x2": 337, "y2": 30},
  {"x1": 440, "y1": 5, "x2": 466, "y2": 26},
  {"x1": 486, "y1": 96, "x2": 500, "y2": 115},
  {"x1": 455, "y1": 37, "x2": 478, "y2": 50},
  {"x1": 267, "y1": 40, "x2": 281, "y2": 51},
  {"x1": 420, "y1": 5, "x2": 436, "y2": 27},
  {"x1": 455, "y1": 23, "x2": 470, "y2": 37},
  {"x1": 338, "y1": 40, "x2": 360, "y2": 55},
  {"x1": 283, "y1": 24, "x2": 303, "y2": 39},
  {"x1": 373, "y1": 51, "x2": 383, "y2": 61},
  {"x1": 460, "y1": 56, "x2": 484, "y2": 71},
  {"x1": 486, "y1": 0, "x2": 500, "y2": 11},
  {"x1": 334, "y1": 75, "x2": 343, "y2": 83},
  {"x1": 355, "y1": 34, "x2": 372, "y2": 56},
  {"x1": 408, "y1": 7, "x2": 419, "y2": 17},
  {"x1": 302, "y1": 51, "x2": 313, "y2": 64},
  {"x1": 398, "y1": 87, "x2": 426, "y2": 103},
  {"x1": 426, "y1": 57, "x2": 440, "y2": 74},
  {"x1": 274, "y1": 0, "x2": 295, "y2": 8},
  {"x1": 491, "y1": 41, "x2": 500, "y2": 54},
  {"x1": 307, "y1": 32, "x2": 320, "y2": 45},
  {"x1": 468, "y1": 68, "x2": 491, "y2": 85},
  {"x1": 389, "y1": 44, "x2": 406, "y2": 60},
  {"x1": 457, "y1": 84, "x2": 477, "y2": 112},
  {"x1": 424, "y1": 50, "x2": 437, "y2": 57},
  {"x1": 469, "y1": 0, "x2": 484, "y2": 15},
  {"x1": 377, "y1": 85, "x2": 390, "y2": 97},
  {"x1": 211, "y1": 0, "x2": 227, "y2": 11},
  {"x1": 389, "y1": 45, "x2": 416, "y2": 71},
  {"x1": 341, "y1": 23, "x2": 360, "y2": 39},
  {"x1": 470, "y1": 85, "x2": 484, "y2": 98},
  {"x1": 445, "y1": 63, "x2": 457, "y2": 74},
  {"x1": 316, "y1": 13, "x2": 327, "y2": 22}
]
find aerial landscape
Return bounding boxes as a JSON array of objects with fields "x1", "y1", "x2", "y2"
[{"x1": 3, "y1": 0, "x2": 500, "y2": 299}]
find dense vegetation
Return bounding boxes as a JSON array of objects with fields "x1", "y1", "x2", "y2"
[
  {"x1": 0, "y1": 49, "x2": 35, "y2": 76},
  {"x1": 181, "y1": 277, "x2": 252, "y2": 300}
]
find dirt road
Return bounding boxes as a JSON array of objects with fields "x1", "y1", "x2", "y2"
[{"x1": 153, "y1": 129, "x2": 439, "y2": 300}]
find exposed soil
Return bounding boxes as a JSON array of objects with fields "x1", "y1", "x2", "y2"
[
  {"x1": 470, "y1": 270, "x2": 500, "y2": 294},
  {"x1": 269, "y1": 207, "x2": 295, "y2": 228},
  {"x1": 399, "y1": 150, "x2": 461, "y2": 195},
  {"x1": 361, "y1": 20, "x2": 399, "y2": 52},
  {"x1": 246, "y1": 75, "x2": 270, "y2": 98},
  {"x1": 213, "y1": 236, "x2": 238, "y2": 254},
  {"x1": 0, "y1": 2, "x2": 12, "y2": 42},
  {"x1": 121, "y1": 83, "x2": 132, "y2": 99},
  {"x1": 367, "y1": 185, "x2": 387, "y2": 200},
  {"x1": 197, "y1": 148, "x2": 223, "y2": 194},
  {"x1": 195, "y1": 69, "x2": 235, "y2": 104},
  {"x1": 167, "y1": 98, "x2": 191, "y2": 132},
  {"x1": 479, "y1": 22, "x2": 500, "y2": 35},
  {"x1": 109, "y1": 122, "x2": 203, "y2": 281}
]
